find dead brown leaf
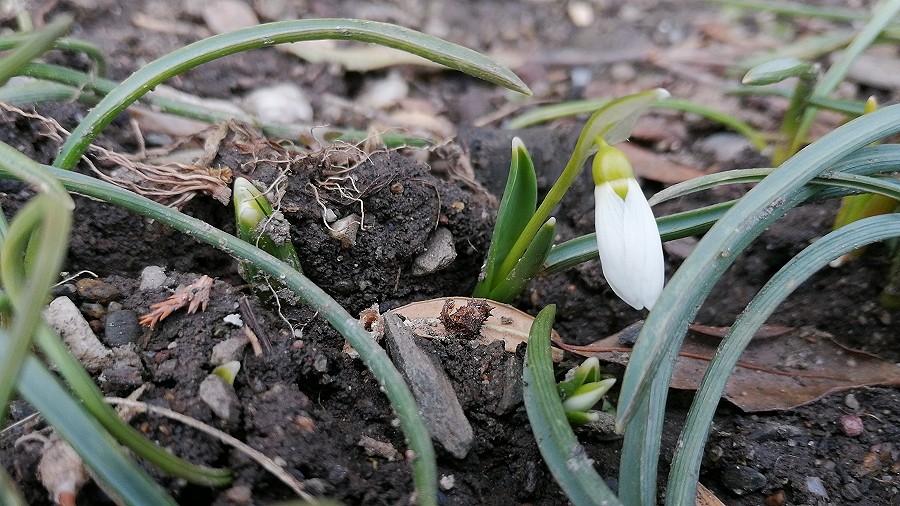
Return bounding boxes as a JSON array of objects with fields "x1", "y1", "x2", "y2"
[
  {"x1": 139, "y1": 275, "x2": 214, "y2": 329},
  {"x1": 390, "y1": 297, "x2": 564, "y2": 362},
  {"x1": 560, "y1": 324, "x2": 900, "y2": 412},
  {"x1": 695, "y1": 482, "x2": 726, "y2": 506}
]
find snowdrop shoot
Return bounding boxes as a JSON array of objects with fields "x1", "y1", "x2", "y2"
[{"x1": 592, "y1": 140, "x2": 664, "y2": 310}]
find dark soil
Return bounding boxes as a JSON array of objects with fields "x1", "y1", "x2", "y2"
[{"x1": 2, "y1": 1, "x2": 899, "y2": 505}]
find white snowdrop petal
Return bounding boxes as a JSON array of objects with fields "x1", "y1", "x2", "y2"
[
  {"x1": 623, "y1": 179, "x2": 664, "y2": 309},
  {"x1": 595, "y1": 184, "x2": 643, "y2": 309}
]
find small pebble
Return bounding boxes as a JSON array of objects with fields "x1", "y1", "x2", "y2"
[
  {"x1": 764, "y1": 490, "x2": 786, "y2": 506},
  {"x1": 104, "y1": 310, "x2": 141, "y2": 346},
  {"x1": 139, "y1": 266, "x2": 167, "y2": 290},
  {"x1": 805, "y1": 476, "x2": 829, "y2": 499},
  {"x1": 243, "y1": 83, "x2": 313, "y2": 124},
  {"x1": 44, "y1": 296, "x2": 111, "y2": 372},
  {"x1": 198, "y1": 374, "x2": 241, "y2": 424},
  {"x1": 719, "y1": 464, "x2": 767, "y2": 495},
  {"x1": 844, "y1": 393, "x2": 860, "y2": 410},
  {"x1": 51, "y1": 283, "x2": 77, "y2": 298},
  {"x1": 80, "y1": 302, "x2": 106, "y2": 319},
  {"x1": 210, "y1": 335, "x2": 249, "y2": 366},
  {"x1": 75, "y1": 278, "x2": 121, "y2": 304},
  {"x1": 412, "y1": 227, "x2": 457, "y2": 276},
  {"x1": 224, "y1": 484, "x2": 252, "y2": 504},
  {"x1": 841, "y1": 482, "x2": 862, "y2": 501},
  {"x1": 440, "y1": 474, "x2": 456, "y2": 491},
  {"x1": 567, "y1": 1, "x2": 595, "y2": 27},
  {"x1": 839, "y1": 414, "x2": 864, "y2": 437}
]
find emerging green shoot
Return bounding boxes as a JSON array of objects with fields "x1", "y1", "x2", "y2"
[
  {"x1": 557, "y1": 357, "x2": 616, "y2": 425},
  {"x1": 233, "y1": 177, "x2": 302, "y2": 284}
]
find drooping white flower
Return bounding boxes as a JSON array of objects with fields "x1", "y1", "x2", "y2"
[{"x1": 592, "y1": 141, "x2": 664, "y2": 310}]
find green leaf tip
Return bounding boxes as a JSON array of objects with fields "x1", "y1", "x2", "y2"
[{"x1": 742, "y1": 56, "x2": 819, "y2": 85}]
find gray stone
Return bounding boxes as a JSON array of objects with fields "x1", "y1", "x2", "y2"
[
  {"x1": 412, "y1": 227, "x2": 457, "y2": 276},
  {"x1": 104, "y1": 310, "x2": 141, "y2": 346},
  {"x1": 80, "y1": 302, "x2": 107, "y2": 319},
  {"x1": 720, "y1": 464, "x2": 767, "y2": 496},
  {"x1": 199, "y1": 374, "x2": 241, "y2": 424},
  {"x1": 805, "y1": 476, "x2": 829, "y2": 499},
  {"x1": 139, "y1": 266, "x2": 167, "y2": 290},
  {"x1": 210, "y1": 335, "x2": 249, "y2": 366},
  {"x1": 695, "y1": 133, "x2": 754, "y2": 164},
  {"x1": 384, "y1": 313, "x2": 473, "y2": 458},
  {"x1": 844, "y1": 393, "x2": 860, "y2": 410},
  {"x1": 842, "y1": 482, "x2": 862, "y2": 501}
]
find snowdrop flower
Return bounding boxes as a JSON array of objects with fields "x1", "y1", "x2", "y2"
[{"x1": 592, "y1": 141, "x2": 664, "y2": 310}]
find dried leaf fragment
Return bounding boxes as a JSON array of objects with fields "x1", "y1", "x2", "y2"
[{"x1": 139, "y1": 275, "x2": 213, "y2": 328}]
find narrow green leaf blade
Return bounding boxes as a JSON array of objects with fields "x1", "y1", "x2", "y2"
[
  {"x1": 742, "y1": 56, "x2": 817, "y2": 85},
  {"x1": 53, "y1": 18, "x2": 530, "y2": 169},
  {"x1": 665, "y1": 214, "x2": 900, "y2": 506},
  {"x1": 473, "y1": 137, "x2": 538, "y2": 296},
  {"x1": 523, "y1": 305, "x2": 622, "y2": 506},
  {"x1": 15, "y1": 352, "x2": 177, "y2": 506},
  {"x1": 487, "y1": 217, "x2": 555, "y2": 302}
]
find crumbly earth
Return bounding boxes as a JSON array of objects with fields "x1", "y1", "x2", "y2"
[{"x1": 1, "y1": 1, "x2": 899, "y2": 505}]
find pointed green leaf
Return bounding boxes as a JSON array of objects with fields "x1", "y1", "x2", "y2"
[
  {"x1": 473, "y1": 137, "x2": 537, "y2": 296},
  {"x1": 488, "y1": 217, "x2": 556, "y2": 302},
  {"x1": 742, "y1": 57, "x2": 818, "y2": 85}
]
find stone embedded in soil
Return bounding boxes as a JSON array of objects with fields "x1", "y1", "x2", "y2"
[
  {"x1": 719, "y1": 464, "x2": 767, "y2": 496},
  {"x1": 104, "y1": 310, "x2": 141, "y2": 346},
  {"x1": 75, "y1": 278, "x2": 121, "y2": 304},
  {"x1": 805, "y1": 476, "x2": 829, "y2": 499},
  {"x1": 210, "y1": 334, "x2": 250, "y2": 365},
  {"x1": 844, "y1": 393, "x2": 860, "y2": 410},
  {"x1": 139, "y1": 266, "x2": 167, "y2": 290},
  {"x1": 383, "y1": 313, "x2": 473, "y2": 459},
  {"x1": 411, "y1": 227, "x2": 457, "y2": 276},
  {"x1": 839, "y1": 414, "x2": 865, "y2": 437},
  {"x1": 44, "y1": 296, "x2": 112, "y2": 373},
  {"x1": 198, "y1": 373, "x2": 241, "y2": 425}
]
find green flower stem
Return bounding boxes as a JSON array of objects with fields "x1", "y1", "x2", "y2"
[
  {"x1": 0, "y1": 32, "x2": 107, "y2": 76},
  {"x1": 506, "y1": 97, "x2": 766, "y2": 151},
  {"x1": 0, "y1": 157, "x2": 439, "y2": 505},
  {"x1": 771, "y1": 67, "x2": 818, "y2": 165},
  {"x1": 52, "y1": 18, "x2": 530, "y2": 169},
  {"x1": 665, "y1": 214, "x2": 900, "y2": 506}
]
